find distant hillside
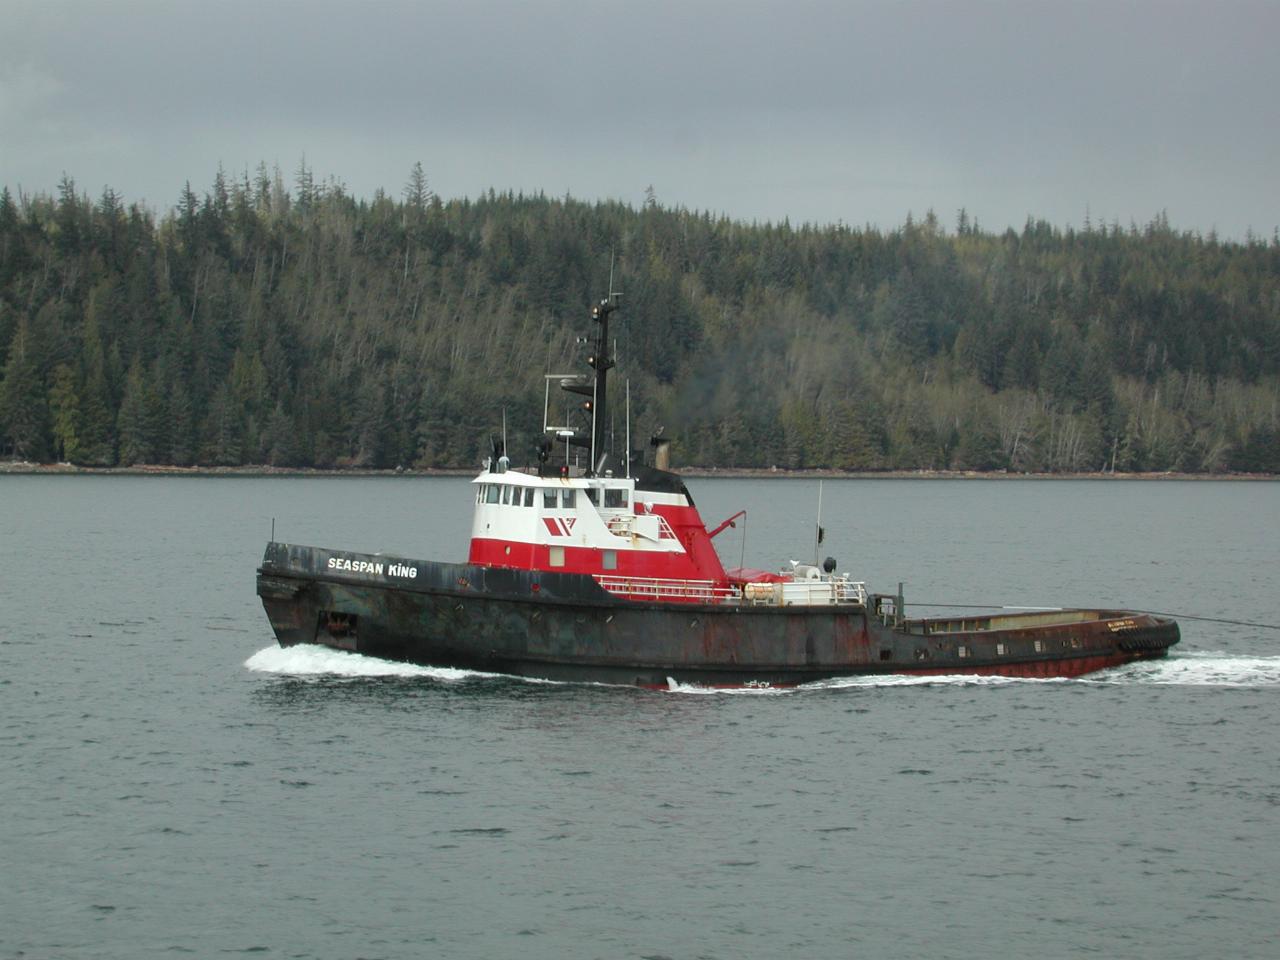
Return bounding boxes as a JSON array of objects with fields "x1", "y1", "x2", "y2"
[{"x1": 2, "y1": 166, "x2": 1277, "y2": 473}]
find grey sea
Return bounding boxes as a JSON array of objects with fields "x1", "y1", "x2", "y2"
[{"x1": 2, "y1": 475, "x2": 1278, "y2": 960}]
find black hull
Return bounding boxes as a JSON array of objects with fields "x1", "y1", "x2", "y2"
[{"x1": 256, "y1": 542, "x2": 1179, "y2": 687}]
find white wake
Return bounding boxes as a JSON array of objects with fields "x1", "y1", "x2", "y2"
[
  {"x1": 808, "y1": 652, "x2": 1280, "y2": 692},
  {"x1": 1088, "y1": 651, "x2": 1280, "y2": 687},
  {"x1": 668, "y1": 652, "x2": 1280, "y2": 695},
  {"x1": 244, "y1": 644, "x2": 496, "y2": 682},
  {"x1": 246, "y1": 645, "x2": 1280, "y2": 691}
]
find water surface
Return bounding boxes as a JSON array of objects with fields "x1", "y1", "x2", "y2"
[{"x1": 2, "y1": 476, "x2": 1277, "y2": 959}]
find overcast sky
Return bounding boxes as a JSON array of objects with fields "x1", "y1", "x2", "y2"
[{"x1": 3, "y1": 0, "x2": 1277, "y2": 238}]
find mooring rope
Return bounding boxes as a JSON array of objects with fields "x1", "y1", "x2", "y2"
[{"x1": 908, "y1": 602, "x2": 1280, "y2": 631}]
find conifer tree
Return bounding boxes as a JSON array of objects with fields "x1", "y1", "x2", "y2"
[
  {"x1": 0, "y1": 318, "x2": 51, "y2": 459},
  {"x1": 168, "y1": 379, "x2": 195, "y2": 466},
  {"x1": 404, "y1": 162, "x2": 431, "y2": 212},
  {"x1": 116, "y1": 361, "x2": 156, "y2": 465},
  {"x1": 264, "y1": 403, "x2": 301, "y2": 467},
  {"x1": 202, "y1": 382, "x2": 243, "y2": 465},
  {"x1": 48, "y1": 363, "x2": 82, "y2": 462},
  {"x1": 0, "y1": 186, "x2": 18, "y2": 286}
]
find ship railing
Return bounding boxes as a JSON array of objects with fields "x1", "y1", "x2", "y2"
[
  {"x1": 835, "y1": 579, "x2": 869, "y2": 605},
  {"x1": 744, "y1": 578, "x2": 869, "y2": 606},
  {"x1": 593, "y1": 575, "x2": 739, "y2": 604}
]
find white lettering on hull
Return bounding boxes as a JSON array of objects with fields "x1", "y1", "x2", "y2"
[{"x1": 326, "y1": 556, "x2": 419, "y2": 579}]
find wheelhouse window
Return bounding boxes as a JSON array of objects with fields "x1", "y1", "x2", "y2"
[
  {"x1": 561, "y1": 489, "x2": 576, "y2": 509},
  {"x1": 501, "y1": 486, "x2": 511, "y2": 505},
  {"x1": 585, "y1": 488, "x2": 599, "y2": 506},
  {"x1": 523, "y1": 488, "x2": 534, "y2": 507},
  {"x1": 485, "y1": 485, "x2": 500, "y2": 504},
  {"x1": 604, "y1": 488, "x2": 627, "y2": 509},
  {"x1": 543, "y1": 489, "x2": 557, "y2": 509}
]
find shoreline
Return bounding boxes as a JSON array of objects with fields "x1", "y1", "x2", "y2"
[{"x1": 1, "y1": 461, "x2": 1274, "y2": 481}]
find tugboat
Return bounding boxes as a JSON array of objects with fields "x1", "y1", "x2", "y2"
[{"x1": 256, "y1": 295, "x2": 1179, "y2": 687}]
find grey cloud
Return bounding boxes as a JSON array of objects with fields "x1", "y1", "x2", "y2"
[{"x1": 3, "y1": 0, "x2": 1277, "y2": 238}]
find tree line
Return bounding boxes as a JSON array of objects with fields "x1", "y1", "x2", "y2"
[{"x1": 1, "y1": 164, "x2": 1277, "y2": 474}]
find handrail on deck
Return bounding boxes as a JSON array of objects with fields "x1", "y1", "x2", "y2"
[
  {"x1": 593, "y1": 575, "x2": 738, "y2": 603},
  {"x1": 594, "y1": 574, "x2": 868, "y2": 607}
]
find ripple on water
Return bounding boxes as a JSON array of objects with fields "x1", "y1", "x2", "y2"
[{"x1": 5, "y1": 477, "x2": 1278, "y2": 960}]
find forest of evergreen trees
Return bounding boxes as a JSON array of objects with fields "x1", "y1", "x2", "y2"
[{"x1": 1, "y1": 163, "x2": 1278, "y2": 474}]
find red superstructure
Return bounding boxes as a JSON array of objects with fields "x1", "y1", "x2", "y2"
[
  {"x1": 466, "y1": 464, "x2": 743, "y2": 601},
  {"x1": 463, "y1": 293, "x2": 763, "y2": 602}
]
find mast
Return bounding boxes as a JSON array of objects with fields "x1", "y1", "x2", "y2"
[
  {"x1": 546, "y1": 284, "x2": 622, "y2": 478},
  {"x1": 587, "y1": 296, "x2": 616, "y2": 475}
]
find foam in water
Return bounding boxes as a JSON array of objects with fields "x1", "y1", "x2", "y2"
[
  {"x1": 1089, "y1": 651, "x2": 1280, "y2": 687},
  {"x1": 665, "y1": 653, "x2": 1280, "y2": 695},
  {"x1": 246, "y1": 645, "x2": 1280, "y2": 691},
  {"x1": 811, "y1": 672, "x2": 1060, "y2": 691},
  {"x1": 663, "y1": 676, "x2": 788, "y2": 696},
  {"x1": 244, "y1": 644, "x2": 494, "y2": 682}
]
